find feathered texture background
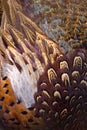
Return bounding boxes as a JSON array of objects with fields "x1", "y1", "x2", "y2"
[
  {"x1": 0, "y1": 0, "x2": 87, "y2": 130},
  {"x1": 0, "y1": 0, "x2": 87, "y2": 52},
  {"x1": 12, "y1": 0, "x2": 87, "y2": 53}
]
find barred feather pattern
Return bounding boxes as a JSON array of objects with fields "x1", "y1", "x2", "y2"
[{"x1": 0, "y1": 0, "x2": 62, "y2": 108}]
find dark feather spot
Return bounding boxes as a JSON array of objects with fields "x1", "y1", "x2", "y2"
[
  {"x1": 9, "y1": 102, "x2": 15, "y2": 107},
  {"x1": 5, "y1": 90, "x2": 9, "y2": 94},
  {"x1": 3, "y1": 76, "x2": 7, "y2": 80},
  {"x1": 21, "y1": 111, "x2": 28, "y2": 115},
  {"x1": 17, "y1": 100, "x2": 21, "y2": 104},
  {"x1": 5, "y1": 109, "x2": 10, "y2": 113},
  {"x1": 3, "y1": 83, "x2": 8, "y2": 88},
  {"x1": 0, "y1": 96, "x2": 5, "y2": 101}
]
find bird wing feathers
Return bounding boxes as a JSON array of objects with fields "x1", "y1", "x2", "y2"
[{"x1": 0, "y1": 0, "x2": 62, "y2": 108}]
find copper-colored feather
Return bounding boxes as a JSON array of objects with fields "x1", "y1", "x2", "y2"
[{"x1": 0, "y1": 77, "x2": 44, "y2": 130}]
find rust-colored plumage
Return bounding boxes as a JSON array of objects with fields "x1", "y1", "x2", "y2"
[
  {"x1": 0, "y1": 0, "x2": 87, "y2": 130},
  {"x1": 0, "y1": 77, "x2": 44, "y2": 130}
]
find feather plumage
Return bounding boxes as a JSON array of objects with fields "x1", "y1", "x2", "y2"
[{"x1": 0, "y1": 0, "x2": 87, "y2": 130}]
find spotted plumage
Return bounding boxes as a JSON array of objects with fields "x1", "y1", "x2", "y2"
[
  {"x1": 0, "y1": 0, "x2": 87, "y2": 130},
  {"x1": 0, "y1": 77, "x2": 44, "y2": 130}
]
